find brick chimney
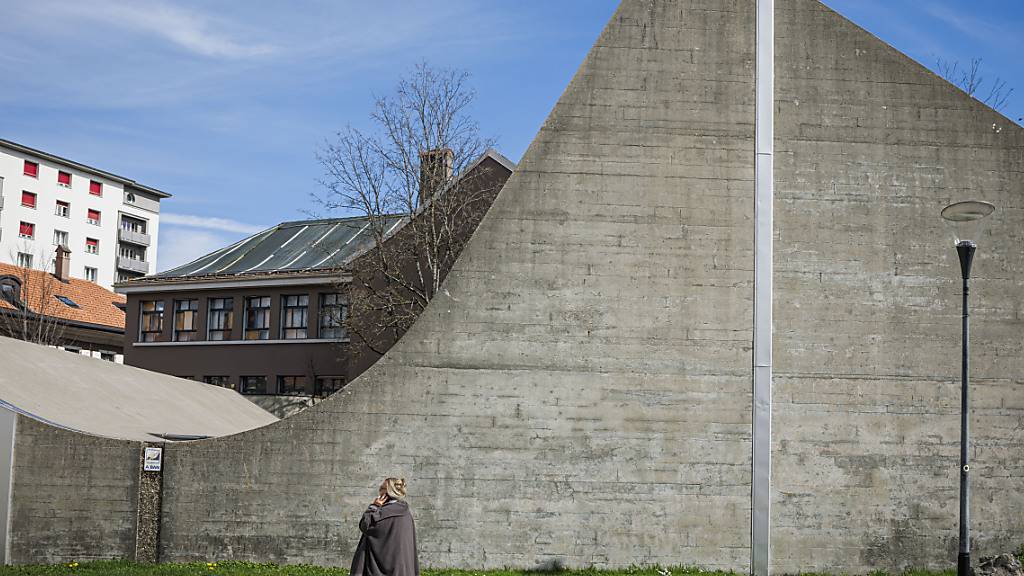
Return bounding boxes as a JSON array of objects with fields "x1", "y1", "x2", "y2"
[
  {"x1": 54, "y1": 245, "x2": 71, "y2": 283},
  {"x1": 418, "y1": 148, "x2": 454, "y2": 205}
]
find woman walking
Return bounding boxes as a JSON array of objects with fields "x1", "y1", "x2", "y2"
[{"x1": 351, "y1": 477, "x2": 419, "y2": 576}]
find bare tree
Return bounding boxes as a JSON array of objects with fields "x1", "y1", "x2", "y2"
[
  {"x1": 937, "y1": 57, "x2": 1014, "y2": 112},
  {"x1": 315, "y1": 62, "x2": 500, "y2": 356},
  {"x1": 0, "y1": 245, "x2": 68, "y2": 346}
]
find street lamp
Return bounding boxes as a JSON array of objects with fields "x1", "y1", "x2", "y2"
[{"x1": 940, "y1": 199, "x2": 996, "y2": 576}]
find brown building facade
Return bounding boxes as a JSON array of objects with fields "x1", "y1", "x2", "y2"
[{"x1": 118, "y1": 151, "x2": 513, "y2": 406}]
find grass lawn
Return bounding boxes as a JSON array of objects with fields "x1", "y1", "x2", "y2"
[{"x1": 0, "y1": 563, "x2": 961, "y2": 576}]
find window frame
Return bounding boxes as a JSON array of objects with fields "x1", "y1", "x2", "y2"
[
  {"x1": 281, "y1": 294, "x2": 309, "y2": 339},
  {"x1": 139, "y1": 300, "x2": 164, "y2": 342},
  {"x1": 16, "y1": 253, "x2": 33, "y2": 269},
  {"x1": 239, "y1": 375, "x2": 268, "y2": 395},
  {"x1": 87, "y1": 209, "x2": 101, "y2": 225},
  {"x1": 277, "y1": 375, "x2": 309, "y2": 396},
  {"x1": 314, "y1": 376, "x2": 346, "y2": 397},
  {"x1": 53, "y1": 229, "x2": 69, "y2": 246},
  {"x1": 318, "y1": 293, "x2": 347, "y2": 339},
  {"x1": 18, "y1": 221, "x2": 34, "y2": 239},
  {"x1": 57, "y1": 171, "x2": 72, "y2": 187},
  {"x1": 85, "y1": 237, "x2": 99, "y2": 254},
  {"x1": 55, "y1": 200, "x2": 70, "y2": 218},
  {"x1": 23, "y1": 160, "x2": 38, "y2": 178},
  {"x1": 244, "y1": 296, "x2": 271, "y2": 340},
  {"x1": 173, "y1": 299, "x2": 199, "y2": 342},
  {"x1": 89, "y1": 180, "x2": 103, "y2": 196},
  {"x1": 84, "y1": 266, "x2": 98, "y2": 282},
  {"x1": 207, "y1": 297, "x2": 234, "y2": 341},
  {"x1": 21, "y1": 191, "x2": 36, "y2": 209}
]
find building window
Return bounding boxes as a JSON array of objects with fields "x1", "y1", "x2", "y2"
[
  {"x1": 119, "y1": 244, "x2": 144, "y2": 261},
  {"x1": 57, "y1": 171, "x2": 71, "y2": 187},
  {"x1": 240, "y1": 376, "x2": 268, "y2": 395},
  {"x1": 207, "y1": 298, "x2": 234, "y2": 341},
  {"x1": 99, "y1": 351, "x2": 116, "y2": 362},
  {"x1": 121, "y1": 215, "x2": 147, "y2": 233},
  {"x1": 87, "y1": 209, "x2": 101, "y2": 225},
  {"x1": 140, "y1": 300, "x2": 164, "y2": 342},
  {"x1": 55, "y1": 200, "x2": 70, "y2": 217},
  {"x1": 84, "y1": 266, "x2": 97, "y2": 282},
  {"x1": 281, "y1": 294, "x2": 308, "y2": 339},
  {"x1": 16, "y1": 253, "x2": 33, "y2": 269},
  {"x1": 244, "y1": 296, "x2": 271, "y2": 340},
  {"x1": 89, "y1": 180, "x2": 102, "y2": 196},
  {"x1": 23, "y1": 160, "x2": 38, "y2": 177},
  {"x1": 277, "y1": 376, "x2": 309, "y2": 396},
  {"x1": 173, "y1": 299, "x2": 199, "y2": 342},
  {"x1": 203, "y1": 375, "x2": 232, "y2": 389},
  {"x1": 85, "y1": 237, "x2": 99, "y2": 254},
  {"x1": 315, "y1": 376, "x2": 346, "y2": 397},
  {"x1": 319, "y1": 293, "x2": 347, "y2": 338},
  {"x1": 18, "y1": 222, "x2": 34, "y2": 239},
  {"x1": 53, "y1": 229, "x2": 68, "y2": 246},
  {"x1": 21, "y1": 191, "x2": 36, "y2": 208}
]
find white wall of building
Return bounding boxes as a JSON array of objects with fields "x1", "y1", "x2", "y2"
[{"x1": 0, "y1": 142, "x2": 165, "y2": 290}]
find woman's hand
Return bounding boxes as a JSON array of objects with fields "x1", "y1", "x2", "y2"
[{"x1": 372, "y1": 494, "x2": 388, "y2": 507}]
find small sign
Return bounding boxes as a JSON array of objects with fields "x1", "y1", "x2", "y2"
[{"x1": 144, "y1": 447, "x2": 163, "y2": 472}]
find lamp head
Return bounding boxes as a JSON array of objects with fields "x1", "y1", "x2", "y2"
[{"x1": 940, "y1": 200, "x2": 995, "y2": 248}]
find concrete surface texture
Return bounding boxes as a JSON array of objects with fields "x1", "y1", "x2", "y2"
[
  {"x1": 6, "y1": 0, "x2": 1023, "y2": 571},
  {"x1": 0, "y1": 335, "x2": 277, "y2": 441}
]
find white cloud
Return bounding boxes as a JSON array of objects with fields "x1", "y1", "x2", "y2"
[
  {"x1": 157, "y1": 228, "x2": 242, "y2": 272},
  {"x1": 161, "y1": 213, "x2": 265, "y2": 234},
  {"x1": 42, "y1": 0, "x2": 276, "y2": 59}
]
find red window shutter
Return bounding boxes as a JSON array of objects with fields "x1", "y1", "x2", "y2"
[
  {"x1": 89, "y1": 180, "x2": 102, "y2": 195},
  {"x1": 86, "y1": 238, "x2": 97, "y2": 246},
  {"x1": 24, "y1": 161, "x2": 38, "y2": 177},
  {"x1": 58, "y1": 171, "x2": 71, "y2": 185},
  {"x1": 21, "y1": 191, "x2": 36, "y2": 208},
  {"x1": 88, "y1": 209, "x2": 101, "y2": 222},
  {"x1": 20, "y1": 222, "x2": 33, "y2": 236}
]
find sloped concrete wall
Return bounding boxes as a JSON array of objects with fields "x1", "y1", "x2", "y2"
[
  {"x1": 158, "y1": 0, "x2": 758, "y2": 570},
  {"x1": 772, "y1": 1, "x2": 1024, "y2": 571}
]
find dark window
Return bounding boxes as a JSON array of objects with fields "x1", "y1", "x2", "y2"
[
  {"x1": 99, "y1": 351, "x2": 116, "y2": 362},
  {"x1": 207, "y1": 298, "x2": 234, "y2": 340},
  {"x1": 277, "y1": 375, "x2": 309, "y2": 395},
  {"x1": 0, "y1": 278, "x2": 21, "y2": 306},
  {"x1": 140, "y1": 300, "x2": 164, "y2": 342},
  {"x1": 315, "y1": 376, "x2": 346, "y2": 397},
  {"x1": 55, "y1": 295, "x2": 80, "y2": 308},
  {"x1": 244, "y1": 296, "x2": 271, "y2": 340},
  {"x1": 319, "y1": 293, "x2": 347, "y2": 339},
  {"x1": 240, "y1": 376, "x2": 268, "y2": 395},
  {"x1": 281, "y1": 294, "x2": 308, "y2": 339},
  {"x1": 203, "y1": 375, "x2": 232, "y2": 389},
  {"x1": 173, "y1": 299, "x2": 199, "y2": 341}
]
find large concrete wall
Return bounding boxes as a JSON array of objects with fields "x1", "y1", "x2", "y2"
[
  {"x1": 772, "y1": 1, "x2": 1024, "y2": 571},
  {"x1": 9, "y1": 417, "x2": 141, "y2": 563},
  {"x1": 159, "y1": 0, "x2": 758, "y2": 569},
  {"x1": 7, "y1": 0, "x2": 1024, "y2": 572}
]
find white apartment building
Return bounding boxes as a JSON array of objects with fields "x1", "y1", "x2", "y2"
[{"x1": 0, "y1": 138, "x2": 169, "y2": 290}]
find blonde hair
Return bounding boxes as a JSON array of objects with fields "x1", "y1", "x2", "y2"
[{"x1": 383, "y1": 477, "x2": 407, "y2": 500}]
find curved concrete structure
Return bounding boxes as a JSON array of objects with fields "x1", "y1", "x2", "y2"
[{"x1": 5, "y1": 0, "x2": 1023, "y2": 571}]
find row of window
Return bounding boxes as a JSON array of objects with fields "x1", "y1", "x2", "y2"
[
  {"x1": 15, "y1": 252, "x2": 98, "y2": 281},
  {"x1": 23, "y1": 160, "x2": 104, "y2": 196},
  {"x1": 140, "y1": 293, "x2": 347, "y2": 342},
  {"x1": 20, "y1": 191, "x2": 104, "y2": 224},
  {"x1": 17, "y1": 222, "x2": 101, "y2": 252},
  {"x1": 197, "y1": 374, "x2": 346, "y2": 397}
]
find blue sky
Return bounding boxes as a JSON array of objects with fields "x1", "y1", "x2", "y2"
[{"x1": 1, "y1": 1, "x2": 1020, "y2": 271}]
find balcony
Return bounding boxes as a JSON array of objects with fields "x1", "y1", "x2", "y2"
[
  {"x1": 117, "y1": 256, "x2": 149, "y2": 274},
  {"x1": 118, "y1": 228, "x2": 151, "y2": 246}
]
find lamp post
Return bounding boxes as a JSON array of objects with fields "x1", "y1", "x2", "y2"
[{"x1": 940, "y1": 200, "x2": 996, "y2": 576}]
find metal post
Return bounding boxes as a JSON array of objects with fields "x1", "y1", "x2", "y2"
[
  {"x1": 956, "y1": 241, "x2": 975, "y2": 576},
  {"x1": 752, "y1": 1, "x2": 774, "y2": 575}
]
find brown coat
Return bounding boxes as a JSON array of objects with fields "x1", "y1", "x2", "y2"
[{"x1": 351, "y1": 500, "x2": 419, "y2": 576}]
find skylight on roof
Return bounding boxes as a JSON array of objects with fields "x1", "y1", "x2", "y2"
[{"x1": 55, "y1": 295, "x2": 80, "y2": 308}]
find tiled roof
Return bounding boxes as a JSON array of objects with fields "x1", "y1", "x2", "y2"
[
  {"x1": 0, "y1": 263, "x2": 125, "y2": 330},
  {"x1": 148, "y1": 214, "x2": 407, "y2": 281}
]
